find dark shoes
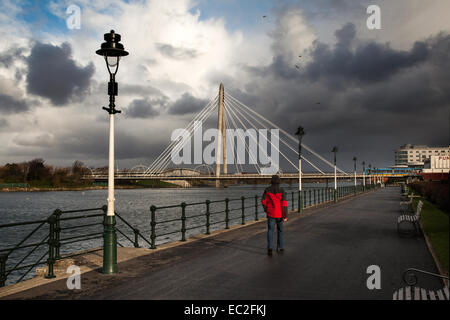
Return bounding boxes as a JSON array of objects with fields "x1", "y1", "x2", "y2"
[{"x1": 268, "y1": 248, "x2": 284, "y2": 255}]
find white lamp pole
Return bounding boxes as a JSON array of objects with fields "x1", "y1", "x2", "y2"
[
  {"x1": 332, "y1": 146, "x2": 338, "y2": 202},
  {"x1": 295, "y1": 126, "x2": 305, "y2": 213},
  {"x1": 107, "y1": 113, "x2": 115, "y2": 216}
]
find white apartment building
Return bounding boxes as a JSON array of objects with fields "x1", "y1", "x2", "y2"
[{"x1": 394, "y1": 144, "x2": 450, "y2": 166}]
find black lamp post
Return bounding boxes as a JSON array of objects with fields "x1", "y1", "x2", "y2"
[
  {"x1": 362, "y1": 161, "x2": 366, "y2": 190},
  {"x1": 368, "y1": 163, "x2": 372, "y2": 188},
  {"x1": 96, "y1": 30, "x2": 129, "y2": 275},
  {"x1": 295, "y1": 126, "x2": 305, "y2": 213},
  {"x1": 332, "y1": 146, "x2": 338, "y2": 202}
]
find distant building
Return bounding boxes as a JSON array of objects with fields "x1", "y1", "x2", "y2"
[
  {"x1": 394, "y1": 144, "x2": 450, "y2": 167},
  {"x1": 421, "y1": 155, "x2": 449, "y2": 181}
]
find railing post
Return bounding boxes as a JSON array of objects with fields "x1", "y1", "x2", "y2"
[
  {"x1": 133, "y1": 228, "x2": 140, "y2": 248},
  {"x1": 314, "y1": 189, "x2": 316, "y2": 206},
  {"x1": 205, "y1": 200, "x2": 211, "y2": 235},
  {"x1": 255, "y1": 195, "x2": 259, "y2": 221},
  {"x1": 308, "y1": 190, "x2": 311, "y2": 207},
  {"x1": 291, "y1": 192, "x2": 294, "y2": 211},
  {"x1": 53, "y1": 209, "x2": 62, "y2": 260},
  {"x1": 150, "y1": 205, "x2": 157, "y2": 249},
  {"x1": 0, "y1": 254, "x2": 7, "y2": 287},
  {"x1": 225, "y1": 198, "x2": 229, "y2": 229},
  {"x1": 241, "y1": 196, "x2": 245, "y2": 225},
  {"x1": 181, "y1": 202, "x2": 187, "y2": 242},
  {"x1": 45, "y1": 214, "x2": 56, "y2": 279},
  {"x1": 303, "y1": 191, "x2": 306, "y2": 209}
]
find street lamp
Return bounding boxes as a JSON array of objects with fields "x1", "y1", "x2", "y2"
[
  {"x1": 362, "y1": 161, "x2": 366, "y2": 190},
  {"x1": 353, "y1": 156, "x2": 357, "y2": 195},
  {"x1": 96, "y1": 30, "x2": 129, "y2": 274},
  {"x1": 368, "y1": 164, "x2": 372, "y2": 188},
  {"x1": 295, "y1": 126, "x2": 305, "y2": 213},
  {"x1": 332, "y1": 146, "x2": 338, "y2": 202}
]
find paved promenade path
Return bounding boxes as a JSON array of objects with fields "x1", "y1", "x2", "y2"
[{"x1": 3, "y1": 187, "x2": 443, "y2": 300}]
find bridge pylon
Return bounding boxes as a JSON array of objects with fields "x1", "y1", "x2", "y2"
[{"x1": 215, "y1": 83, "x2": 227, "y2": 187}]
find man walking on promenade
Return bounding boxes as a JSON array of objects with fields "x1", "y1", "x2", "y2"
[{"x1": 261, "y1": 175, "x2": 288, "y2": 256}]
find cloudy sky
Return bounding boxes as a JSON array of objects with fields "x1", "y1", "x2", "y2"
[{"x1": 0, "y1": 0, "x2": 449, "y2": 173}]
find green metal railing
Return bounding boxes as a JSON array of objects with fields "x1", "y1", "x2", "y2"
[
  {"x1": 0, "y1": 205, "x2": 151, "y2": 287},
  {"x1": 147, "y1": 184, "x2": 378, "y2": 249},
  {"x1": 0, "y1": 183, "x2": 380, "y2": 287}
]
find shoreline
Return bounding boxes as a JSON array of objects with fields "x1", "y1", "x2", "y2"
[{"x1": 0, "y1": 185, "x2": 182, "y2": 192}]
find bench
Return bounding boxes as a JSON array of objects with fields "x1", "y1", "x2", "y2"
[
  {"x1": 393, "y1": 268, "x2": 449, "y2": 300},
  {"x1": 400, "y1": 185, "x2": 409, "y2": 197},
  {"x1": 399, "y1": 197, "x2": 413, "y2": 213},
  {"x1": 397, "y1": 200, "x2": 423, "y2": 236}
]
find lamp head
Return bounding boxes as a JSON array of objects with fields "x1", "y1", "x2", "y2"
[
  {"x1": 96, "y1": 30, "x2": 129, "y2": 57},
  {"x1": 295, "y1": 126, "x2": 305, "y2": 137},
  {"x1": 96, "y1": 30, "x2": 129, "y2": 74}
]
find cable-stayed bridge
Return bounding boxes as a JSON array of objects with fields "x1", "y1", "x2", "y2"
[{"x1": 88, "y1": 84, "x2": 386, "y2": 185}]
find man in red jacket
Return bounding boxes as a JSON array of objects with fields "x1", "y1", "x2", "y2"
[{"x1": 261, "y1": 175, "x2": 288, "y2": 256}]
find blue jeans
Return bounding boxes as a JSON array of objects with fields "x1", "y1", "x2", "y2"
[{"x1": 267, "y1": 217, "x2": 284, "y2": 250}]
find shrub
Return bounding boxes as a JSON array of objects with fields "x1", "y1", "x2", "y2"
[{"x1": 410, "y1": 181, "x2": 449, "y2": 213}]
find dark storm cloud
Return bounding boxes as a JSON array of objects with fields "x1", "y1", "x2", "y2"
[
  {"x1": 167, "y1": 92, "x2": 208, "y2": 115},
  {"x1": 238, "y1": 22, "x2": 450, "y2": 170},
  {"x1": 125, "y1": 97, "x2": 168, "y2": 118},
  {"x1": 156, "y1": 43, "x2": 198, "y2": 60},
  {"x1": 0, "y1": 94, "x2": 29, "y2": 114},
  {"x1": 26, "y1": 42, "x2": 94, "y2": 106},
  {"x1": 334, "y1": 22, "x2": 356, "y2": 49},
  {"x1": 296, "y1": 23, "x2": 429, "y2": 84},
  {"x1": 19, "y1": 124, "x2": 166, "y2": 164},
  {"x1": 125, "y1": 92, "x2": 208, "y2": 118}
]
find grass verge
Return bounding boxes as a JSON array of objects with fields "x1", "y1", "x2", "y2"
[{"x1": 414, "y1": 197, "x2": 449, "y2": 275}]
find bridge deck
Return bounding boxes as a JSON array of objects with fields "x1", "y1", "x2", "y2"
[
  {"x1": 87, "y1": 173, "x2": 411, "y2": 180},
  {"x1": 1, "y1": 187, "x2": 441, "y2": 300}
]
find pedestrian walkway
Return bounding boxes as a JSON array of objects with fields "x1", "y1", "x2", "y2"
[{"x1": 2, "y1": 187, "x2": 443, "y2": 299}]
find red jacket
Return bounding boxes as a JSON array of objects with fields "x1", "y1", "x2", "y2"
[{"x1": 261, "y1": 185, "x2": 288, "y2": 219}]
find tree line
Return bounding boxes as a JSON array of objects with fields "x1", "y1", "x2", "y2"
[{"x1": 0, "y1": 159, "x2": 93, "y2": 188}]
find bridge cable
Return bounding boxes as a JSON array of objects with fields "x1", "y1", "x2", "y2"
[
  {"x1": 146, "y1": 95, "x2": 219, "y2": 174},
  {"x1": 151, "y1": 103, "x2": 217, "y2": 174},
  {"x1": 223, "y1": 101, "x2": 261, "y2": 174},
  {"x1": 145, "y1": 95, "x2": 218, "y2": 174},
  {"x1": 226, "y1": 93, "x2": 349, "y2": 175},
  {"x1": 225, "y1": 93, "x2": 326, "y2": 174},
  {"x1": 223, "y1": 105, "x2": 243, "y2": 173},
  {"x1": 225, "y1": 98, "x2": 298, "y2": 172},
  {"x1": 147, "y1": 94, "x2": 218, "y2": 174}
]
